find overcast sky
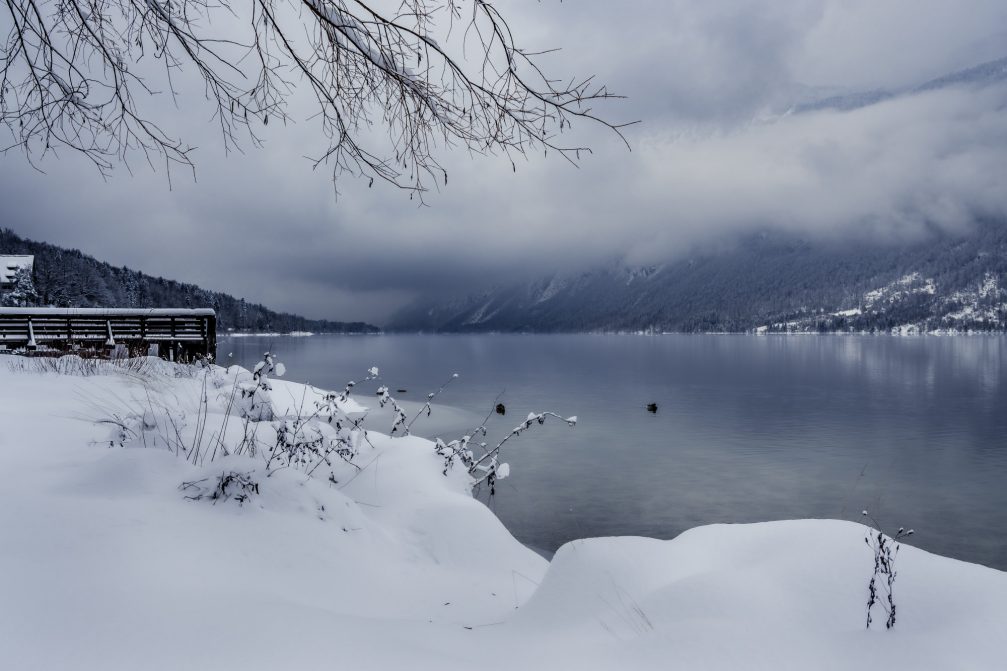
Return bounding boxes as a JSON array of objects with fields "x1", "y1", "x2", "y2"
[{"x1": 2, "y1": 0, "x2": 1007, "y2": 324}]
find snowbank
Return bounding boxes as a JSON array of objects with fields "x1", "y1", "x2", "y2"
[{"x1": 0, "y1": 355, "x2": 1004, "y2": 670}]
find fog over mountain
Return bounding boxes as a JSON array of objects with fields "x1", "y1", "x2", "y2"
[
  {"x1": 2, "y1": 1, "x2": 1006, "y2": 323},
  {"x1": 388, "y1": 219, "x2": 1007, "y2": 333}
]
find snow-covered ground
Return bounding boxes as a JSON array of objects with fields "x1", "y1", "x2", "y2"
[{"x1": 1, "y1": 355, "x2": 1005, "y2": 670}]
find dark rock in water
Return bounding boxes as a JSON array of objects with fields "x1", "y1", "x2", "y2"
[
  {"x1": 495, "y1": 403, "x2": 506, "y2": 416},
  {"x1": 647, "y1": 403, "x2": 658, "y2": 413},
  {"x1": 397, "y1": 389, "x2": 408, "y2": 393}
]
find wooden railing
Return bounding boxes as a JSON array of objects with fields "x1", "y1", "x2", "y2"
[{"x1": 0, "y1": 308, "x2": 216, "y2": 361}]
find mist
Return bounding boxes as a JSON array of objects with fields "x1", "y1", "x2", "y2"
[{"x1": 2, "y1": 0, "x2": 1006, "y2": 324}]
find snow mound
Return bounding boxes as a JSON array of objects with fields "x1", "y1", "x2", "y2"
[
  {"x1": 1, "y1": 355, "x2": 1005, "y2": 670},
  {"x1": 511, "y1": 521, "x2": 1007, "y2": 669}
]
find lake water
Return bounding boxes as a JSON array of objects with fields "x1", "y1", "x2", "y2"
[{"x1": 222, "y1": 334, "x2": 1007, "y2": 570}]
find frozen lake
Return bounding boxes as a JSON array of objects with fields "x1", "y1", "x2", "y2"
[{"x1": 222, "y1": 333, "x2": 1007, "y2": 570}]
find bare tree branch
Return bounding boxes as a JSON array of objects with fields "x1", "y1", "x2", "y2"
[{"x1": 1, "y1": 0, "x2": 632, "y2": 194}]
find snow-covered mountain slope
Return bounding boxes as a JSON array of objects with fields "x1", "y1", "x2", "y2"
[
  {"x1": 763, "y1": 272, "x2": 1007, "y2": 333},
  {"x1": 389, "y1": 221, "x2": 1007, "y2": 333},
  {"x1": 2, "y1": 356, "x2": 1006, "y2": 669}
]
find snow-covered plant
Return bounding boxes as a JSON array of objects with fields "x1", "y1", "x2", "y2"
[
  {"x1": 237, "y1": 351, "x2": 285, "y2": 421},
  {"x1": 256, "y1": 366, "x2": 378, "y2": 477},
  {"x1": 264, "y1": 417, "x2": 361, "y2": 476},
  {"x1": 180, "y1": 471, "x2": 259, "y2": 505},
  {"x1": 375, "y1": 371, "x2": 459, "y2": 436},
  {"x1": 863, "y1": 510, "x2": 914, "y2": 630},
  {"x1": 434, "y1": 432, "x2": 482, "y2": 475},
  {"x1": 406, "y1": 373, "x2": 459, "y2": 431},
  {"x1": 252, "y1": 351, "x2": 285, "y2": 389},
  {"x1": 469, "y1": 412, "x2": 576, "y2": 495},
  {"x1": 93, "y1": 384, "x2": 203, "y2": 459},
  {"x1": 336, "y1": 366, "x2": 379, "y2": 403},
  {"x1": 96, "y1": 411, "x2": 149, "y2": 448},
  {"x1": 91, "y1": 363, "x2": 251, "y2": 465},
  {"x1": 306, "y1": 367, "x2": 380, "y2": 447},
  {"x1": 376, "y1": 385, "x2": 409, "y2": 435},
  {"x1": 434, "y1": 404, "x2": 576, "y2": 496}
]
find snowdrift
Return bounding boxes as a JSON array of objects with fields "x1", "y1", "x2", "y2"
[{"x1": 0, "y1": 355, "x2": 1003, "y2": 670}]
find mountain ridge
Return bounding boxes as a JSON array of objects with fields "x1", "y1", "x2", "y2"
[{"x1": 388, "y1": 222, "x2": 1007, "y2": 334}]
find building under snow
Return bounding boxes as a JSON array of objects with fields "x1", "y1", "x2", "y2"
[{"x1": 1, "y1": 255, "x2": 34, "y2": 289}]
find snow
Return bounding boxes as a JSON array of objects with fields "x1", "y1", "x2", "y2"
[
  {"x1": 0, "y1": 254, "x2": 34, "y2": 285},
  {"x1": 754, "y1": 271, "x2": 1003, "y2": 334},
  {"x1": 462, "y1": 298, "x2": 500, "y2": 325},
  {"x1": 267, "y1": 376, "x2": 367, "y2": 417},
  {"x1": 534, "y1": 275, "x2": 568, "y2": 303},
  {"x1": 0, "y1": 307, "x2": 215, "y2": 316},
  {"x1": 863, "y1": 273, "x2": 937, "y2": 309},
  {"x1": 892, "y1": 323, "x2": 921, "y2": 336},
  {"x1": 1, "y1": 354, "x2": 1005, "y2": 670},
  {"x1": 224, "y1": 331, "x2": 314, "y2": 337}
]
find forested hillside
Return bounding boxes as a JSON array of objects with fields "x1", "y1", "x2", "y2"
[
  {"x1": 389, "y1": 221, "x2": 1007, "y2": 333},
  {"x1": 0, "y1": 229, "x2": 378, "y2": 333}
]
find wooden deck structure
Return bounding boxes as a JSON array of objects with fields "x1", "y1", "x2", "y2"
[{"x1": 0, "y1": 308, "x2": 216, "y2": 361}]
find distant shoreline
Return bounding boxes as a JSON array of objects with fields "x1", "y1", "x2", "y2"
[
  {"x1": 221, "y1": 330, "x2": 384, "y2": 338},
  {"x1": 370, "y1": 329, "x2": 1007, "y2": 337}
]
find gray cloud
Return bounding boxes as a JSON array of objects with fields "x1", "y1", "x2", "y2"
[{"x1": 2, "y1": 0, "x2": 1006, "y2": 324}]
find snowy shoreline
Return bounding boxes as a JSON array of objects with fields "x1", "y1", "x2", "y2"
[
  {"x1": 1, "y1": 354, "x2": 1004, "y2": 670},
  {"x1": 223, "y1": 331, "x2": 317, "y2": 338},
  {"x1": 319, "y1": 330, "x2": 1007, "y2": 337}
]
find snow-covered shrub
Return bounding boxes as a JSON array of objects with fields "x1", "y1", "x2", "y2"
[
  {"x1": 94, "y1": 376, "x2": 214, "y2": 460},
  {"x1": 180, "y1": 471, "x2": 259, "y2": 505},
  {"x1": 82, "y1": 356, "x2": 376, "y2": 509},
  {"x1": 435, "y1": 407, "x2": 576, "y2": 495},
  {"x1": 863, "y1": 510, "x2": 914, "y2": 630},
  {"x1": 471, "y1": 412, "x2": 576, "y2": 495},
  {"x1": 97, "y1": 411, "x2": 149, "y2": 448},
  {"x1": 88, "y1": 356, "x2": 569, "y2": 510},
  {"x1": 255, "y1": 367, "x2": 377, "y2": 472},
  {"x1": 236, "y1": 351, "x2": 284, "y2": 421},
  {"x1": 264, "y1": 417, "x2": 362, "y2": 476},
  {"x1": 434, "y1": 432, "x2": 481, "y2": 475}
]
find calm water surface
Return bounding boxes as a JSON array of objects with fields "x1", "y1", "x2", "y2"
[{"x1": 223, "y1": 334, "x2": 1007, "y2": 569}]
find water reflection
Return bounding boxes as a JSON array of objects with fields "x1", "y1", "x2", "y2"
[{"x1": 224, "y1": 334, "x2": 1007, "y2": 569}]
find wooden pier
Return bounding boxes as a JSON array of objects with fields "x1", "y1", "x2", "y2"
[{"x1": 0, "y1": 308, "x2": 216, "y2": 361}]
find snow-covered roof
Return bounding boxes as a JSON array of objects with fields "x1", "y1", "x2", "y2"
[
  {"x1": 0, "y1": 255, "x2": 33, "y2": 285},
  {"x1": 0, "y1": 307, "x2": 215, "y2": 317}
]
